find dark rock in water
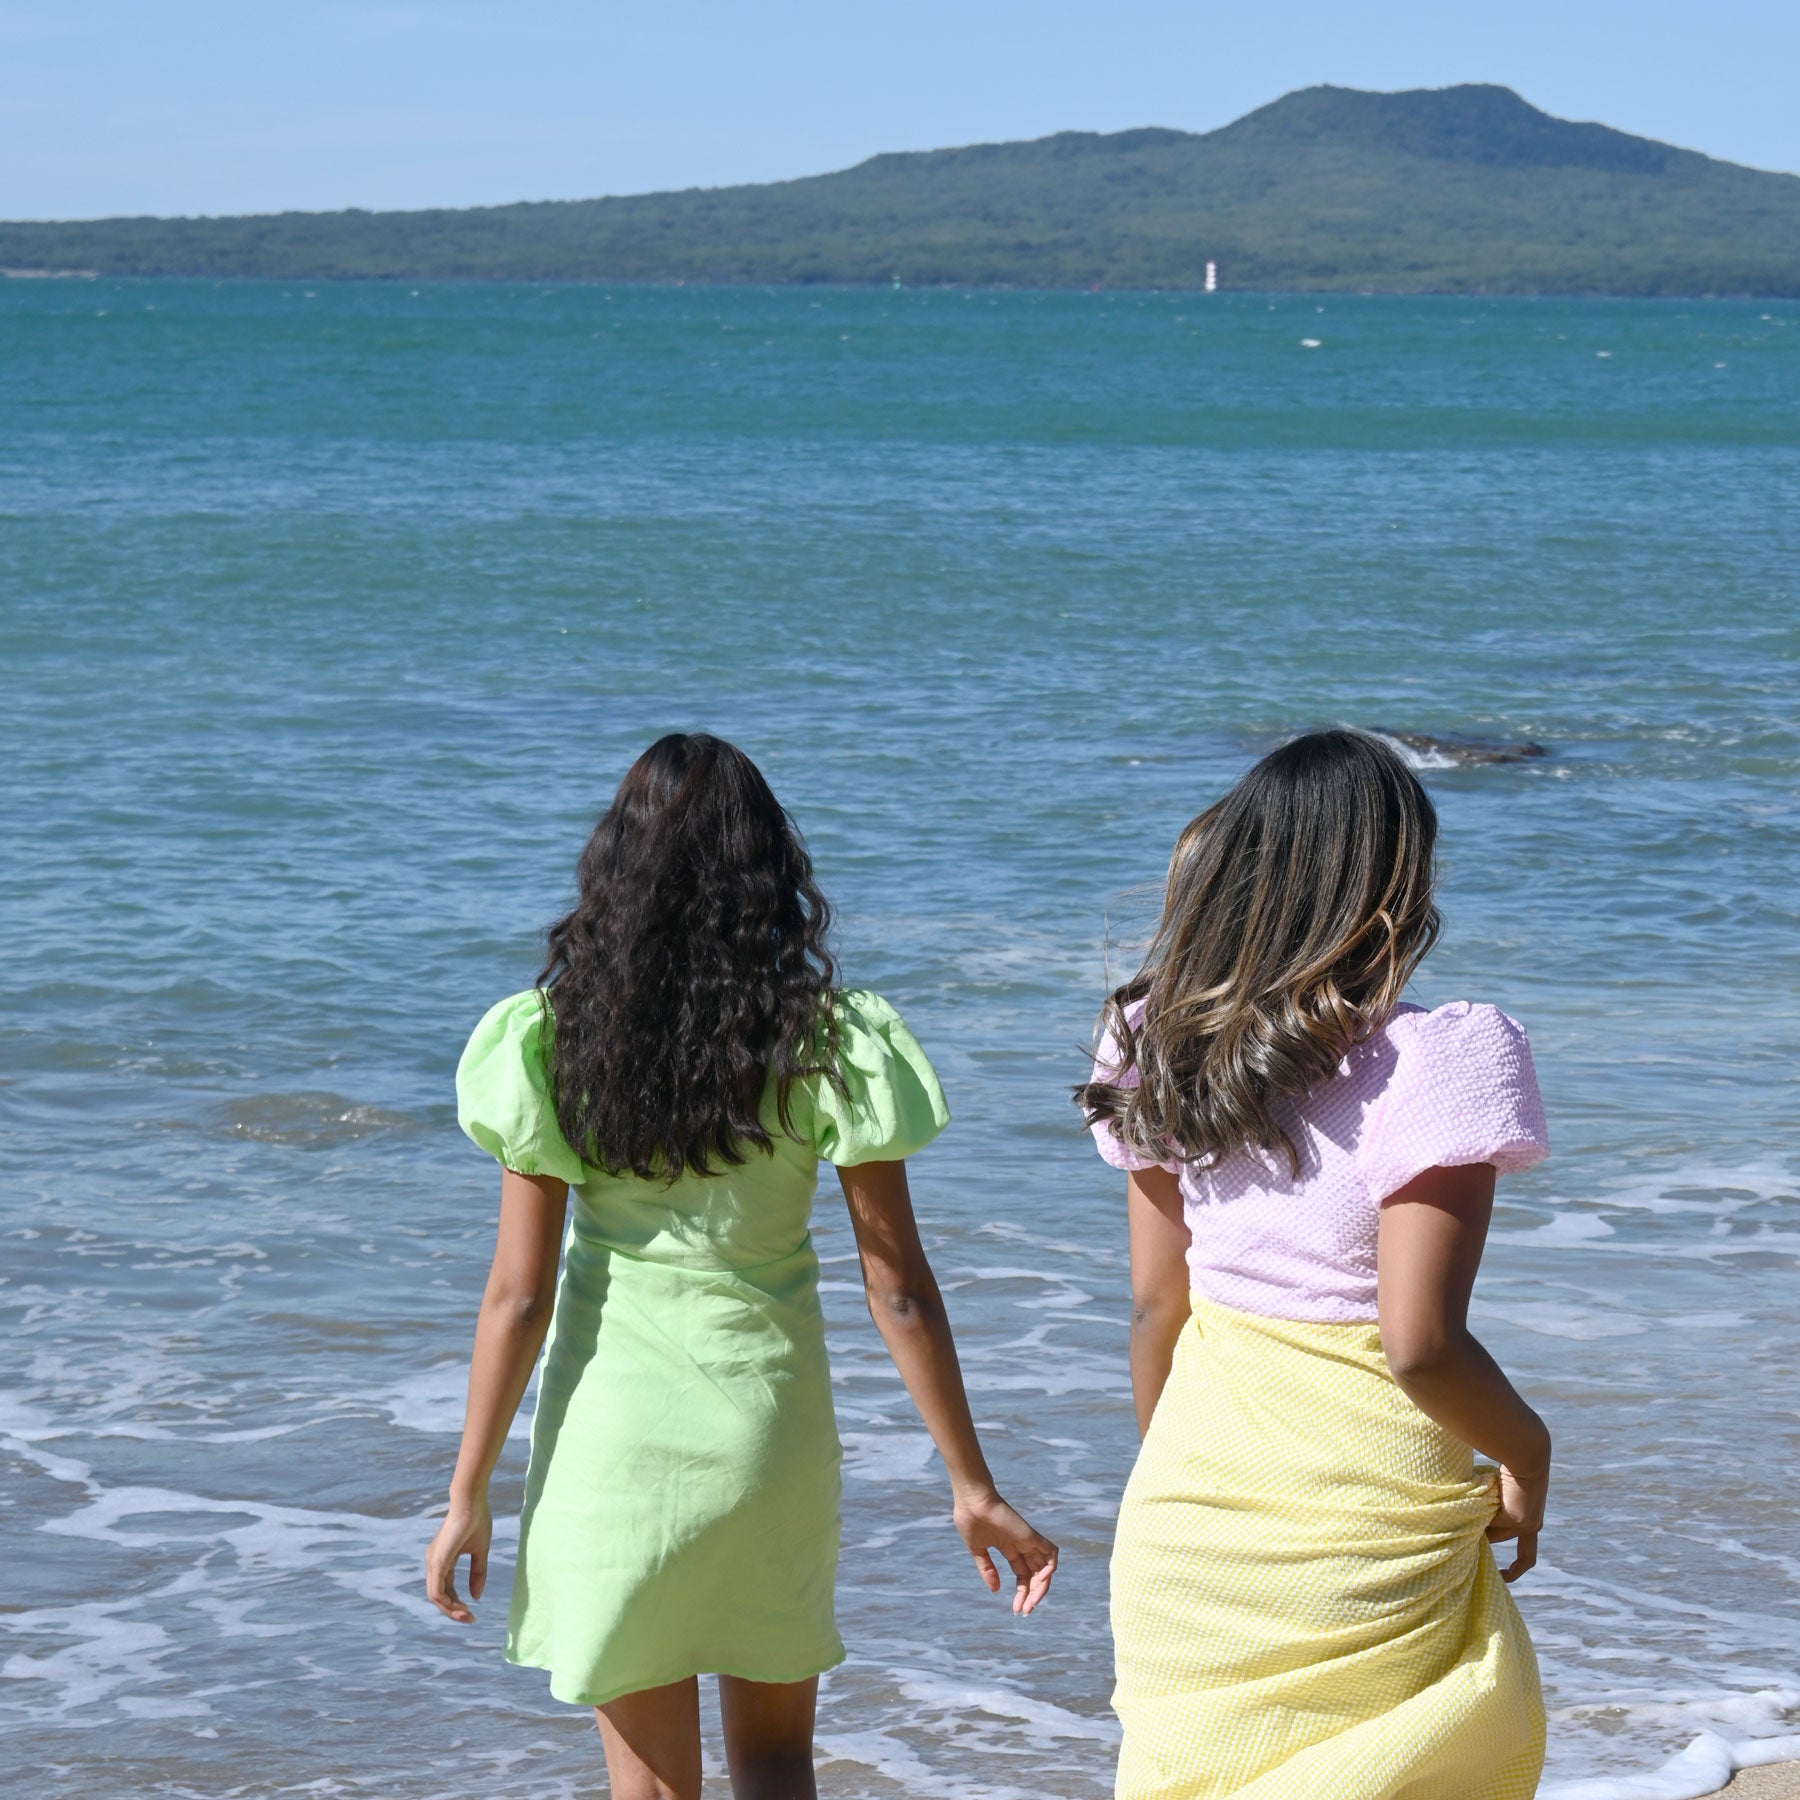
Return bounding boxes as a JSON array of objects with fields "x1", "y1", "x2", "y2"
[{"x1": 1374, "y1": 730, "x2": 1549, "y2": 767}]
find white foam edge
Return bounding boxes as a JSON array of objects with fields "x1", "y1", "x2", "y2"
[
  {"x1": 839, "y1": 1428, "x2": 939, "y2": 1483},
  {"x1": 0, "y1": 1390, "x2": 305, "y2": 1447},
  {"x1": 1364, "y1": 729, "x2": 1462, "y2": 771},
  {"x1": 815, "y1": 1725, "x2": 1035, "y2": 1799},
  {"x1": 3, "y1": 1427, "x2": 516, "y2": 1642},
  {"x1": 379, "y1": 1359, "x2": 530, "y2": 1437},
  {"x1": 890, "y1": 1669, "x2": 1119, "y2": 1740},
  {"x1": 1541, "y1": 1730, "x2": 1800, "y2": 1800}
]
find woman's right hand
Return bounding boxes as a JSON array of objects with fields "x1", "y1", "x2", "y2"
[
  {"x1": 425, "y1": 1489, "x2": 493, "y2": 1623},
  {"x1": 1486, "y1": 1460, "x2": 1549, "y2": 1583}
]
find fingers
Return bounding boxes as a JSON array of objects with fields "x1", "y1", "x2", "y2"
[
  {"x1": 957, "y1": 1499, "x2": 1056, "y2": 1612},
  {"x1": 469, "y1": 1540, "x2": 487, "y2": 1602},
  {"x1": 971, "y1": 1546, "x2": 1001, "y2": 1594},
  {"x1": 424, "y1": 1540, "x2": 475, "y2": 1623},
  {"x1": 1003, "y1": 1551, "x2": 1032, "y2": 1613},
  {"x1": 1501, "y1": 1531, "x2": 1538, "y2": 1584},
  {"x1": 1485, "y1": 1497, "x2": 1533, "y2": 1543},
  {"x1": 1014, "y1": 1541, "x2": 1058, "y2": 1616},
  {"x1": 995, "y1": 1536, "x2": 1059, "y2": 1615}
]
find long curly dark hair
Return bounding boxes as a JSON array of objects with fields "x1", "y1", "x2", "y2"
[
  {"x1": 536, "y1": 734, "x2": 840, "y2": 1182},
  {"x1": 1078, "y1": 729, "x2": 1441, "y2": 1176}
]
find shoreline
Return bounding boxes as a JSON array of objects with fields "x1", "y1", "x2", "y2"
[
  {"x1": 1704, "y1": 1767, "x2": 1800, "y2": 1797},
  {"x1": 1, "y1": 269, "x2": 1794, "y2": 299}
]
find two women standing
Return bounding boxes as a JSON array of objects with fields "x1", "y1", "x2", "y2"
[{"x1": 426, "y1": 728, "x2": 1551, "y2": 1800}]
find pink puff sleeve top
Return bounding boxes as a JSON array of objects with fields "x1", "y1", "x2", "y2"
[{"x1": 1088, "y1": 1000, "x2": 1549, "y2": 1323}]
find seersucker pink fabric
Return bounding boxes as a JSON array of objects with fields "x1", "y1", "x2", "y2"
[{"x1": 1089, "y1": 1000, "x2": 1548, "y2": 1323}]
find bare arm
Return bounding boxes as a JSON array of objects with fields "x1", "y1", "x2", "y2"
[
  {"x1": 1377, "y1": 1162, "x2": 1551, "y2": 1582},
  {"x1": 1125, "y1": 1166, "x2": 1191, "y2": 1436},
  {"x1": 425, "y1": 1167, "x2": 569, "y2": 1622},
  {"x1": 837, "y1": 1159, "x2": 1058, "y2": 1614}
]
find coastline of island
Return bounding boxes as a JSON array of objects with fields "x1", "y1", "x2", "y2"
[{"x1": 2, "y1": 83, "x2": 1796, "y2": 296}]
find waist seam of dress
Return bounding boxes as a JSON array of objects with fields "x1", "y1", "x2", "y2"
[{"x1": 566, "y1": 1224, "x2": 818, "y2": 1276}]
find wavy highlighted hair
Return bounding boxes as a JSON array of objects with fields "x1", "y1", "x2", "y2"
[
  {"x1": 1078, "y1": 729, "x2": 1441, "y2": 1175},
  {"x1": 537, "y1": 734, "x2": 839, "y2": 1182}
]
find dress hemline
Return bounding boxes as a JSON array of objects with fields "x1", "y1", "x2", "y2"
[{"x1": 510, "y1": 1645, "x2": 848, "y2": 1710}]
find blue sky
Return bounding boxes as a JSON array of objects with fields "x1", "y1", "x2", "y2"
[{"x1": 2, "y1": 1, "x2": 1795, "y2": 219}]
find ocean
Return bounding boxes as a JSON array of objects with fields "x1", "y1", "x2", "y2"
[{"x1": 2, "y1": 278, "x2": 1796, "y2": 1798}]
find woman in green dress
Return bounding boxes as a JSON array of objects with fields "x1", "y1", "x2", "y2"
[{"x1": 425, "y1": 733, "x2": 1057, "y2": 1800}]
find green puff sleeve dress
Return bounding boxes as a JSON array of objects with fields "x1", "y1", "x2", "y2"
[{"x1": 455, "y1": 987, "x2": 950, "y2": 1708}]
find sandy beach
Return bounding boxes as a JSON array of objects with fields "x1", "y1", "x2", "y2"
[{"x1": 1704, "y1": 1766, "x2": 1800, "y2": 1798}]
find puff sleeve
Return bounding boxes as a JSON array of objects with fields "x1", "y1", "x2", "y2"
[
  {"x1": 810, "y1": 990, "x2": 950, "y2": 1166},
  {"x1": 455, "y1": 990, "x2": 589, "y2": 1185},
  {"x1": 1359, "y1": 1001, "x2": 1549, "y2": 1204},
  {"x1": 1086, "y1": 999, "x2": 1180, "y2": 1174}
]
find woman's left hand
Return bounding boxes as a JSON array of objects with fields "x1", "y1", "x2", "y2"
[
  {"x1": 953, "y1": 1488, "x2": 1059, "y2": 1615},
  {"x1": 425, "y1": 1489, "x2": 493, "y2": 1623},
  {"x1": 1486, "y1": 1459, "x2": 1548, "y2": 1584}
]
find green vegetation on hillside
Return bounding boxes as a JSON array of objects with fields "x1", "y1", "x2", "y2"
[{"x1": 4, "y1": 84, "x2": 1798, "y2": 295}]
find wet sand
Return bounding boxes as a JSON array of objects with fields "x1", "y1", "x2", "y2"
[{"x1": 1704, "y1": 1766, "x2": 1800, "y2": 1798}]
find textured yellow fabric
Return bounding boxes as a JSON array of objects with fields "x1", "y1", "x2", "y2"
[{"x1": 1111, "y1": 1297, "x2": 1544, "y2": 1800}]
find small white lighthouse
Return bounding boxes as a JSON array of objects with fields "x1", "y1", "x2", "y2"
[{"x1": 1204, "y1": 260, "x2": 1218, "y2": 293}]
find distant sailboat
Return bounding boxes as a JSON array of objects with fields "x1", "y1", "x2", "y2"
[{"x1": 1204, "y1": 261, "x2": 1218, "y2": 292}]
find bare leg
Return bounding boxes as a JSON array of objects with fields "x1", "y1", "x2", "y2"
[
  {"x1": 718, "y1": 1675, "x2": 818, "y2": 1800},
  {"x1": 595, "y1": 1678, "x2": 703, "y2": 1800}
]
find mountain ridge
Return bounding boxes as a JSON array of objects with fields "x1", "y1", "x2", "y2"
[
  {"x1": 840, "y1": 85, "x2": 1712, "y2": 181},
  {"x1": 4, "y1": 84, "x2": 1798, "y2": 295}
]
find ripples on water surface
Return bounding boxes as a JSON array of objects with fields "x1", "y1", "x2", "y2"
[{"x1": 2, "y1": 282, "x2": 1797, "y2": 1796}]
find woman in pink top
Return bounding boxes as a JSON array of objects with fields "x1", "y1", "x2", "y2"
[{"x1": 1079, "y1": 729, "x2": 1551, "y2": 1800}]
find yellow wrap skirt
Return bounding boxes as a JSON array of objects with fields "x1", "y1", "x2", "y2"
[{"x1": 1111, "y1": 1298, "x2": 1544, "y2": 1800}]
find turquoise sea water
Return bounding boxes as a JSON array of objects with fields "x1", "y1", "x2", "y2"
[{"x1": 2, "y1": 279, "x2": 1797, "y2": 1797}]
